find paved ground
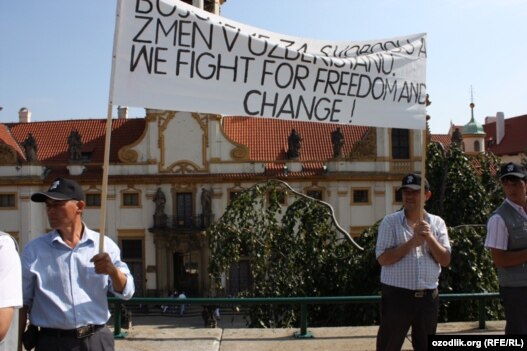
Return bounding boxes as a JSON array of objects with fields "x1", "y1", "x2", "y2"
[{"x1": 111, "y1": 313, "x2": 506, "y2": 351}]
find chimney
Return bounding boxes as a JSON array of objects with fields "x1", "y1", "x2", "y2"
[
  {"x1": 117, "y1": 106, "x2": 128, "y2": 119},
  {"x1": 496, "y1": 112, "x2": 505, "y2": 144},
  {"x1": 18, "y1": 107, "x2": 31, "y2": 123},
  {"x1": 193, "y1": 0, "x2": 204, "y2": 9}
]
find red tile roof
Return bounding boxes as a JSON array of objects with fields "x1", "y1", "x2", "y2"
[
  {"x1": 431, "y1": 134, "x2": 451, "y2": 147},
  {"x1": 2, "y1": 115, "x2": 471, "y2": 180},
  {"x1": 0, "y1": 123, "x2": 25, "y2": 160},
  {"x1": 222, "y1": 117, "x2": 369, "y2": 161},
  {"x1": 484, "y1": 114, "x2": 527, "y2": 156},
  {"x1": 5, "y1": 119, "x2": 145, "y2": 163},
  {"x1": 1, "y1": 116, "x2": 370, "y2": 179}
]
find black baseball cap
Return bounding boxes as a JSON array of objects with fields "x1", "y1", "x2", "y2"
[
  {"x1": 31, "y1": 177, "x2": 85, "y2": 202},
  {"x1": 500, "y1": 162, "x2": 526, "y2": 180},
  {"x1": 399, "y1": 173, "x2": 430, "y2": 191}
]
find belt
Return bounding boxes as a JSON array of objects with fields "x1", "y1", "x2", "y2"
[
  {"x1": 413, "y1": 289, "x2": 436, "y2": 298},
  {"x1": 382, "y1": 284, "x2": 438, "y2": 298},
  {"x1": 39, "y1": 324, "x2": 105, "y2": 339}
]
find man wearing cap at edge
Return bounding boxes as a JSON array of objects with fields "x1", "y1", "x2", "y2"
[
  {"x1": 376, "y1": 173, "x2": 451, "y2": 351},
  {"x1": 18, "y1": 177, "x2": 134, "y2": 351},
  {"x1": 485, "y1": 162, "x2": 527, "y2": 334}
]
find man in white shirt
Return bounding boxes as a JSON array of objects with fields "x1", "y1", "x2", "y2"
[
  {"x1": 376, "y1": 173, "x2": 451, "y2": 351},
  {"x1": 0, "y1": 231, "x2": 22, "y2": 351},
  {"x1": 485, "y1": 162, "x2": 527, "y2": 334}
]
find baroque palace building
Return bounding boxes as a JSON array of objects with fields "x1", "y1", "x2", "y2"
[
  {"x1": 0, "y1": 107, "x2": 426, "y2": 297},
  {"x1": 8, "y1": 0, "x2": 521, "y2": 298}
]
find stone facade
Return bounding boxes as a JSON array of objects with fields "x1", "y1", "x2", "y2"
[{"x1": 0, "y1": 110, "x2": 424, "y2": 297}]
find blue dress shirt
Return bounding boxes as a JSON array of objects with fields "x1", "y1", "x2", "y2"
[{"x1": 21, "y1": 226, "x2": 135, "y2": 329}]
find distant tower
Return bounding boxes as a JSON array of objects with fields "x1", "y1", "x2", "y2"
[{"x1": 461, "y1": 87, "x2": 486, "y2": 154}]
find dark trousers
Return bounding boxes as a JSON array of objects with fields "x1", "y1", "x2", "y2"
[
  {"x1": 376, "y1": 284, "x2": 439, "y2": 351},
  {"x1": 500, "y1": 286, "x2": 527, "y2": 334},
  {"x1": 36, "y1": 326, "x2": 114, "y2": 351}
]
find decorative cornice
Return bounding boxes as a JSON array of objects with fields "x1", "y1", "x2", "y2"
[
  {"x1": 118, "y1": 148, "x2": 139, "y2": 164},
  {"x1": 191, "y1": 113, "x2": 209, "y2": 169},
  {"x1": 118, "y1": 116, "x2": 153, "y2": 164},
  {"x1": 219, "y1": 117, "x2": 249, "y2": 161},
  {"x1": 164, "y1": 160, "x2": 203, "y2": 174},
  {"x1": 158, "y1": 111, "x2": 177, "y2": 170}
]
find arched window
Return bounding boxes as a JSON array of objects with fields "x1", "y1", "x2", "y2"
[{"x1": 474, "y1": 140, "x2": 481, "y2": 152}]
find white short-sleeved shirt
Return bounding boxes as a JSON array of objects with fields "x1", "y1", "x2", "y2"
[
  {"x1": 485, "y1": 198, "x2": 527, "y2": 250},
  {"x1": 0, "y1": 233, "x2": 22, "y2": 350}
]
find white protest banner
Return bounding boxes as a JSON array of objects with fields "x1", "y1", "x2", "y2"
[{"x1": 111, "y1": 0, "x2": 427, "y2": 129}]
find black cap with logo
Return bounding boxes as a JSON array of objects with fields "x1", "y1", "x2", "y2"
[
  {"x1": 500, "y1": 162, "x2": 526, "y2": 180},
  {"x1": 31, "y1": 177, "x2": 85, "y2": 202},
  {"x1": 399, "y1": 173, "x2": 430, "y2": 191}
]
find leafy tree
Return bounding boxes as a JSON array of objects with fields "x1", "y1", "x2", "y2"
[
  {"x1": 207, "y1": 180, "x2": 364, "y2": 327},
  {"x1": 476, "y1": 152, "x2": 504, "y2": 208},
  {"x1": 438, "y1": 226, "x2": 502, "y2": 322},
  {"x1": 426, "y1": 142, "x2": 491, "y2": 226},
  {"x1": 426, "y1": 141, "x2": 504, "y2": 321},
  {"x1": 207, "y1": 142, "x2": 505, "y2": 327}
]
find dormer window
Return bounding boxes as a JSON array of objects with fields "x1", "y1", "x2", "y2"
[{"x1": 81, "y1": 152, "x2": 93, "y2": 162}]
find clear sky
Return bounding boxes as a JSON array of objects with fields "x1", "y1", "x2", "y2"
[{"x1": 1, "y1": 0, "x2": 525, "y2": 134}]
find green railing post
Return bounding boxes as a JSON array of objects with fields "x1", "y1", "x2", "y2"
[
  {"x1": 113, "y1": 300, "x2": 128, "y2": 339},
  {"x1": 478, "y1": 298, "x2": 486, "y2": 329},
  {"x1": 294, "y1": 303, "x2": 313, "y2": 338}
]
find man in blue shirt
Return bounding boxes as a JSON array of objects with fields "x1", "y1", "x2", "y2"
[{"x1": 20, "y1": 178, "x2": 135, "y2": 351}]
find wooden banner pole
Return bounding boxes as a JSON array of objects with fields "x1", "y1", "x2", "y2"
[{"x1": 98, "y1": 103, "x2": 113, "y2": 253}]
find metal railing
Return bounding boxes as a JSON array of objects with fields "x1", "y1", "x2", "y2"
[{"x1": 108, "y1": 292, "x2": 500, "y2": 339}]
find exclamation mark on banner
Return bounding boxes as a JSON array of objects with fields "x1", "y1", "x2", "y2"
[{"x1": 349, "y1": 99, "x2": 356, "y2": 123}]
